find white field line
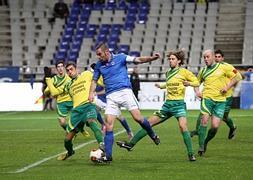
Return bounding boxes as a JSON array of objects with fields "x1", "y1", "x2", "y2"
[
  {"x1": 10, "y1": 129, "x2": 125, "y2": 174},
  {"x1": 0, "y1": 112, "x2": 18, "y2": 117}
]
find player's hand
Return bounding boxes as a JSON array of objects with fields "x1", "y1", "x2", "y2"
[
  {"x1": 155, "y1": 83, "x2": 160, "y2": 88},
  {"x1": 152, "y1": 53, "x2": 161, "y2": 60},
  {"x1": 220, "y1": 87, "x2": 228, "y2": 94},
  {"x1": 195, "y1": 91, "x2": 202, "y2": 99},
  {"x1": 88, "y1": 93, "x2": 94, "y2": 102},
  {"x1": 183, "y1": 81, "x2": 190, "y2": 86}
]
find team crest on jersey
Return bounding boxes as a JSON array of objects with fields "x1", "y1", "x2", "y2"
[
  {"x1": 176, "y1": 74, "x2": 182, "y2": 79},
  {"x1": 214, "y1": 70, "x2": 222, "y2": 76}
]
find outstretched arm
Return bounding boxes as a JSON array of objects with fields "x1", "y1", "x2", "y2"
[
  {"x1": 134, "y1": 53, "x2": 161, "y2": 64},
  {"x1": 45, "y1": 78, "x2": 64, "y2": 97}
]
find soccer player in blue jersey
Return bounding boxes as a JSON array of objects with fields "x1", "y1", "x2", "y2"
[
  {"x1": 95, "y1": 84, "x2": 134, "y2": 139},
  {"x1": 88, "y1": 42, "x2": 161, "y2": 163},
  {"x1": 90, "y1": 63, "x2": 134, "y2": 139}
]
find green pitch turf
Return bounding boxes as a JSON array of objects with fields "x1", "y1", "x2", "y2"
[{"x1": 0, "y1": 110, "x2": 253, "y2": 179}]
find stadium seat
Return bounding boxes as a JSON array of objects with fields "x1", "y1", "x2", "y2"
[
  {"x1": 118, "y1": 44, "x2": 130, "y2": 54},
  {"x1": 129, "y1": 51, "x2": 140, "y2": 57}
]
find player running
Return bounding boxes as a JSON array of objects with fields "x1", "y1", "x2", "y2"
[{"x1": 117, "y1": 49, "x2": 199, "y2": 161}]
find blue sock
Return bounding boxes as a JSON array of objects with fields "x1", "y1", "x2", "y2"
[
  {"x1": 97, "y1": 111, "x2": 105, "y2": 125},
  {"x1": 139, "y1": 118, "x2": 155, "y2": 138},
  {"x1": 104, "y1": 131, "x2": 114, "y2": 159},
  {"x1": 119, "y1": 118, "x2": 131, "y2": 133}
]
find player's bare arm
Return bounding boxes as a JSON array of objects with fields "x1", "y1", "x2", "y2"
[
  {"x1": 89, "y1": 80, "x2": 97, "y2": 102},
  {"x1": 134, "y1": 53, "x2": 161, "y2": 64}
]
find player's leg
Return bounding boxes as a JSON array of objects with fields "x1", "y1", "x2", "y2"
[
  {"x1": 116, "y1": 114, "x2": 133, "y2": 140},
  {"x1": 57, "y1": 130, "x2": 76, "y2": 160},
  {"x1": 204, "y1": 101, "x2": 225, "y2": 153},
  {"x1": 86, "y1": 118, "x2": 104, "y2": 146},
  {"x1": 204, "y1": 115, "x2": 221, "y2": 153},
  {"x1": 58, "y1": 106, "x2": 84, "y2": 160},
  {"x1": 98, "y1": 97, "x2": 120, "y2": 162},
  {"x1": 130, "y1": 109, "x2": 160, "y2": 144},
  {"x1": 95, "y1": 98, "x2": 107, "y2": 133},
  {"x1": 103, "y1": 114, "x2": 116, "y2": 161},
  {"x1": 117, "y1": 115, "x2": 162, "y2": 151},
  {"x1": 80, "y1": 103, "x2": 103, "y2": 144},
  {"x1": 56, "y1": 102, "x2": 71, "y2": 131},
  {"x1": 190, "y1": 113, "x2": 202, "y2": 137},
  {"x1": 198, "y1": 98, "x2": 214, "y2": 155},
  {"x1": 178, "y1": 117, "x2": 196, "y2": 161},
  {"x1": 223, "y1": 97, "x2": 237, "y2": 139},
  {"x1": 117, "y1": 102, "x2": 172, "y2": 151},
  {"x1": 64, "y1": 131, "x2": 76, "y2": 156},
  {"x1": 111, "y1": 89, "x2": 159, "y2": 144},
  {"x1": 57, "y1": 113, "x2": 78, "y2": 160},
  {"x1": 58, "y1": 116, "x2": 67, "y2": 130}
]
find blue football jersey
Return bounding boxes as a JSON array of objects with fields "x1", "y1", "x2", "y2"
[{"x1": 93, "y1": 53, "x2": 135, "y2": 95}]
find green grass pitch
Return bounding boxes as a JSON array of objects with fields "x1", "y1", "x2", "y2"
[{"x1": 0, "y1": 110, "x2": 253, "y2": 179}]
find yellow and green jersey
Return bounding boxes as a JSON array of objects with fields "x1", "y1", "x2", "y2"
[
  {"x1": 45, "y1": 74, "x2": 72, "y2": 103},
  {"x1": 198, "y1": 62, "x2": 237, "y2": 101},
  {"x1": 160, "y1": 67, "x2": 199, "y2": 100},
  {"x1": 64, "y1": 71, "x2": 93, "y2": 108},
  {"x1": 220, "y1": 62, "x2": 242, "y2": 98}
]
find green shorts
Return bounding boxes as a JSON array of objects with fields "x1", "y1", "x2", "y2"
[
  {"x1": 154, "y1": 100, "x2": 186, "y2": 122},
  {"x1": 200, "y1": 98, "x2": 226, "y2": 119},
  {"x1": 66, "y1": 103, "x2": 97, "y2": 133},
  {"x1": 224, "y1": 96, "x2": 233, "y2": 113},
  {"x1": 56, "y1": 101, "x2": 73, "y2": 117}
]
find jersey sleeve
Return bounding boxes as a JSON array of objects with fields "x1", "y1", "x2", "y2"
[
  {"x1": 44, "y1": 86, "x2": 50, "y2": 95},
  {"x1": 126, "y1": 55, "x2": 135, "y2": 63},
  {"x1": 197, "y1": 68, "x2": 204, "y2": 83},
  {"x1": 223, "y1": 64, "x2": 237, "y2": 80},
  {"x1": 45, "y1": 77, "x2": 64, "y2": 97},
  {"x1": 185, "y1": 69, "x2": 200, "y2": 87},
  {"x1": 234, "y1": 71, "x2": 243, "y2": 81}
]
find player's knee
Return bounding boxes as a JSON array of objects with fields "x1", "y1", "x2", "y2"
[{"x1": 58, "y1": 117, "x2": 66, "y2": 125}]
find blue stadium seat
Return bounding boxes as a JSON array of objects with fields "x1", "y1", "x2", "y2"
[
  {"x1": 108, "y1": 33, "x2": 119, "y2": 42},
  {"x1": 111, "y1": 24, "x2": 122, "y2": 32},
  {"x1": 129, "y1": 51, "x2": 140, "y2": 57},
  {"x1": 83, "y1": 3, "x2": 93, "y2": 11},
  {"x1": 106, "y1": 1, "x2": 117, "y2": 10},
  {"x1": 80, "y1": 12, "x2": 90, "y2": 21},
  {"x1": 70, "y1": 6, "x2": 80, "y2": 16},
  {"x1": 68, "y1": 51, "x2": 78, "y2": 62},
  {"x1": 118, "y1": 44, "x2": 129, "y2": 54},
  {"x1": 108, "y1": 42, "x2": 117, "y2": 52},
  {"x1": 93, "y1": 2, "x2": 105, "y2": 10},
  {"x1": 100, "y1": 24, "x2": 111, "y2": 34},
  {"x1": 124, "y1": 21, "x2": 135, "y2": 31},
  {"x1": 118, "y1": 0, "x2": 128, "y2": 10},
  {"x1": 126, "y1": 13, "x2": 137, "y2": 22},
  {"x1": 97, "y1": 33, "x2": 107, "y2": 42},
  {"x1": 138, "y1": 13, "x2": 148, "y2": 24},
  {"x1": 78, "y1": 23, "x2": 87, "y2": 31},
  {"x1": 128, "y1": 3, "x2": 139, "y2": 14},
  {"x1": 54, "y1": 51, "x2": 66, "y2": 61},
  {"x1": 59, "y1": 42, "x2": 69, "y2": 50}
]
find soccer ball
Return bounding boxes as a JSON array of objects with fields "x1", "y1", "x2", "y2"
[{"x1": 89, "y1": 149, "x2": 103, "y2": 162}]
